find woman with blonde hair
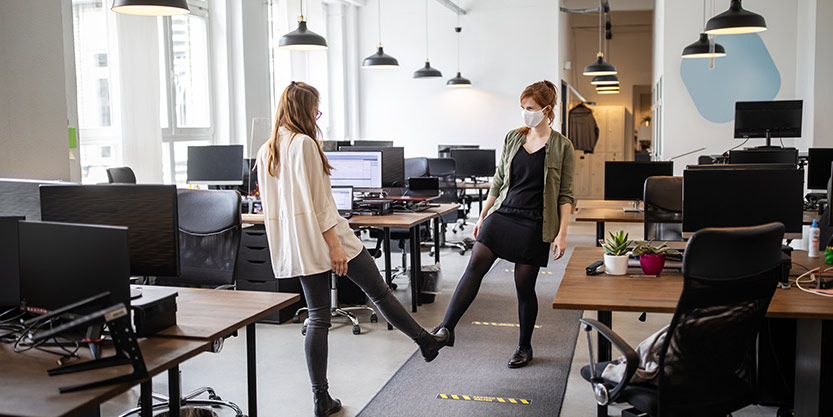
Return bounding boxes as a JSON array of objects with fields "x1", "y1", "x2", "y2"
[
  {"x1": 257, "y1": 81, "x2": 449, "y2": 416},
  {"x1": 436, "y1": 80, "x2": 575, "y2": 369}
]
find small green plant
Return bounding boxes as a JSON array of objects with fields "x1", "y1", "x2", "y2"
[
  {"x1": 631, "y1": 240, "x2": 680, "y2": 256},
  {"x1": 603, "y1": 230, "x2": 631, "y2": 256}
]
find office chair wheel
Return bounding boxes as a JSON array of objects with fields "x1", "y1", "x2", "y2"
[
  {"x1": 292, "y1": 314, "x2": 301, "y2": 324},
  {"x1": 390, "y1": 282, "x2": 398, "y2": 290},
  {"x1": 301, "y1": 324, "x2": 307, "y2": 336},
  {"x1": 458, "y1": 249, "x2": 466, "y2": 255},
  {"x1": 352, "y1": 325, "x2": 361, "y2": 335},
  {"x1": 777, "y1": 407, "x2": 793, "y2": 417},
  {"x1": 370, "y1": 313, "x2": 378, "y2": 323}
]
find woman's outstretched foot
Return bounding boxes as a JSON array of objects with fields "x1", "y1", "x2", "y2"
[
  {"x1": 432, "y1": 325, "x2": 454, "y2": 347},
  {"x1": 418, "y1": 327, "x2": 450, "y2": 362},
  {"x1": 313, "y1": 389, "x2": 342, "y2": 416},
  {"x1": 508, "y1": 345, "x2": 533, "y2": 368}
]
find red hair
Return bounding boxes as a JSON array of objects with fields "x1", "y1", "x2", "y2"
[{"x1": 517, "y1": 80, "x2": 558, "y2": 135}]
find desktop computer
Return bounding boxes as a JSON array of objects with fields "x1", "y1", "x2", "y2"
[
  {"x1": 450, "y1": 149, "x2": 496, "y2": 179},
  {"x1": 438, "y1": 144, "x2": 479, "y2": 159},
  {"x1": 807, "y1": 148, "x2": 833, "y2": 191},
  {"x1": 325, "y1": 151, "x2": 383, "y2": 191},
  {"x1": 734, "y1": 100, "x2": 802, "y2": 148},
  {"x1": 0, "y1": 178, "x2": 64, "y2": 221},
  {"x1": 0, "y1": 216, "x2": 23, "y2": 307},
  {"x1": 187, "y1": 145, "x2": 244, "y2": 186},
  {"x1": 339, "y1": 146, "x2": 405, "y2": 188},
  {"x1": 728, "y1": 148, "x2": 798, "y2": 165},
  {"x1": 604, "y1": 161, "x2": 674, "y2": 210}
]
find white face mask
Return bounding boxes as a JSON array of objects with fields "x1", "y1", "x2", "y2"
[{"x1": 522, "y1": 107, "x2": 547, "y2": 128}]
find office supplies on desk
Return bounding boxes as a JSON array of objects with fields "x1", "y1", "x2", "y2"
[
  {"x1": 131, "y1": 287, "x2": 178, "y2": 337},
  {"x1": 354, "y1": 199, "x2": 393, "y2": 216}
]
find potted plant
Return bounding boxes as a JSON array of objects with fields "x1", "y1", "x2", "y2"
[
  {"x1": 632, "y1": 241, "x2": 680, "y2": 275},
  {"x1": 602, "y1": 230, "x2": 631, "y2": 275}
]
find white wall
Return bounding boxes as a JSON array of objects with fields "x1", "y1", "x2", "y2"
[
  {"x1": 0, "y1": 0, "x2": 77, "y2": 181},
  {"x1": 813, "y1": 0, "x2": 833, "y2": 148},
  {"x1": 356, "y1": 0, "x2": 562, "y2": 159}
]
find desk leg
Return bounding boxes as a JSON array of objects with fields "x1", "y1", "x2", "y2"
[
  {"x1": 595, "y1": 222, "x2": 604, "y2": 247},
  {"x1": 794, "y1": 319, "x2": 822, "y2": 417},
  {"x1": 478, "y1": 190, "x2": 483, "y2": 216},
  {"x1": 140, "y1": 380, "x2": 152, "y2": 417},
  {"x1": 247, "y1": 323, "x2": 258, "y2": 417},
  {"x1": 168, "y1": 365, "x2": 181, "y2": 417},
  {"x1": 433, "y1": 217, "x2": 441, "y2": 264},
  {"x1": 409, "y1": 226, "x2": 420, "y2": 312},
  {"x1": 384, "y1": 227, "x2": 394, "y2": 330},
  {"x1": 597, "y1": 310, "x2": 612, "y2": 417}
]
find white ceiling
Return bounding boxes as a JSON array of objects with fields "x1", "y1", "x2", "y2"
[{"x1": 561, "y1": 0, "x2": 654, "y2": 12}]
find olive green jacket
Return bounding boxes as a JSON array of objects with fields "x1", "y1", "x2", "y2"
[{"x1": 487, "y1": 129, "x2": 576, "y2": 242}]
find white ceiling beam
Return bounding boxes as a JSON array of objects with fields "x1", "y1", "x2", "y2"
[{"x1": 434, "y1": 0, "x2": 466, "y2": 15}]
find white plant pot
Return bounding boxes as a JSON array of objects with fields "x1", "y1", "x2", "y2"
[{"x1": 604, "y1": 254, "x2": 629, "y2": 276}]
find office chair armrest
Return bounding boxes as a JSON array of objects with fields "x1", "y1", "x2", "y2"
[{"x1": 579, "y1": 318, "x2": 640, "y2": 404}]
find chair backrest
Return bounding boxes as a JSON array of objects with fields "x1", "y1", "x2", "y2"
[
  {"x1": 643, "y1": 176, "x2": 683, "y2": 241},
  {"x1": 165, "y1": 189, "x2": 242, "y2": 287},
  {"x1": 427, "y1": 158, "x2": 458, "y2": 204},
  {"x1": 405, "y1": 157, "x2": 429, "y2": 179},
  {"x1": 657, "y1": 222, "x2": 785, "y2": 416},
  {"x1": 106, "y1": 167, "x2": 137, "y2": 184}
]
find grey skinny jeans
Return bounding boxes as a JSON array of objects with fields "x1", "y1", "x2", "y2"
[{"x1": 299, "y1": 248, "x2": 425, "y2": 391}]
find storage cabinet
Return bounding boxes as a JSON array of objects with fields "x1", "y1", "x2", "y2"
[
  {"x1": 572, "y1": 106, "x2": 632, "y2": 199},
  {"x1": 236, "y1": 225, "x2": 305, "y2": 323}
]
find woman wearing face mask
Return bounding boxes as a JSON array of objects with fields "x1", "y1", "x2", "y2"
[
  {"x1": 435, "y1": 80, "x2": 575, "y2": 368},
  {"x1": 257, "y1": 82, "x2": 449, "y2": 416}
]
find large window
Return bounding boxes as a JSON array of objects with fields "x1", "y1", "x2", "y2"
[
  {"x1": 72, "y1": 0, "x2": 121, "y2": 184},
  {"x1": 159, "y1": 2, "x2": 213, "y2": 183}
]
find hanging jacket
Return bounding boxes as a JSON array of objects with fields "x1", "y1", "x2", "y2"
[{"x1": 568, "y1": 103, "x2": 599, "y2": 153}]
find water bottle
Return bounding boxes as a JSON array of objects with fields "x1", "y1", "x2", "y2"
[{"x1": 809, "y1": 219, "x2": 820, "y2": 257}]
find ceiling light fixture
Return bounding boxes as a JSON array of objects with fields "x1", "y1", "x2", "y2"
[
  {"x1": 362, "y1": 0, "x2": 399, "y2": 68},
  {"x1": 705, "y1": 0, "x2": 767, "y2": 35},
  {"x1": 111, "y1": 0, "x2": 189, "y2": 16},
  {"x1": 414, "y1": 0, "x2": 442, "y2": 78},
  {"x1": 279, "y1": 0, "x2": 328, "y2": 51}
]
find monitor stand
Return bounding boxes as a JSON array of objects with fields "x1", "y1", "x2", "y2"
[{"x1": 623, "y1": 200, "x2": 642, "y2": 213}]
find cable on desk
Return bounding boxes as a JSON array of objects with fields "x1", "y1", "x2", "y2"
[{"x1": 792, "y1": 267, "x2": 833, "y2": 298}]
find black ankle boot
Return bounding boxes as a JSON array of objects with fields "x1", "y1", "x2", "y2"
[
  {"x1": 418, "y1": 327, "x2": 449, "y2": 362},
  {"x1": 508, "y1": 345, "x2": 533, "y2": 369},
  {"x1": 313, "y1": 389, "x2": 342, "y2": 416},
  {"x1": 432, "y1": 325, "x2": 454, "y2": 347}
]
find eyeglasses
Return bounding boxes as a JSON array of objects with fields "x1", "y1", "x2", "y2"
[{"x1": 316, "y1": 110, "x2": 323, "y2": 120}]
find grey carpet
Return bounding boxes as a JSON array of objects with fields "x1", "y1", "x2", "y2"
[{"x1": 357, "y1": 249, "x2": 581, "y2": 417}]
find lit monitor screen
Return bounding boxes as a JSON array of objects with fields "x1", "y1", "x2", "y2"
[
  {"x1": 331, "y1": 186, "x2": 353, "y2": 211},
  {"x1": 325, "y1": 151, "x2": 382, "y2": 189}
]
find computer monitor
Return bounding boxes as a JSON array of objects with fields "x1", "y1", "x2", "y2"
[
  {"x1": 39, "y1": 184, "x2": 180, "y2": 277},
  {"x1": 683, "y1": 165, "x2": 804, "y2": 239},
  {"x1": 323, "y1": 140, "x2": 352, "y2": 152},
  {"x1": 0, "y1": 216, "x2": 23, "y2": 307},
  {"x1": 187, "y1": 145, "x2": 244, "y2": 185},
  {"x1": 734, "y1": 100, "x2": 803, "y2": 146},
  {"x1": 241, "y1": 158, "x2": 258, "y2": 196},
  {"x1": 325, "y1": 151, "x2": 383, "y2": 190},
  {"x1": 438, "y1": 144, "x2": 479, "y2": 158},
  {"x1": 450, "y1": 149, "x2": 497, "y2": 178},
  {"x1": 340, "y1": 146, "x2": 405, "y2": 188},
  {"x1": 604, "y1": 161, "x2": 674, "y2": 202},
  {"x1": 0, "y1": 178, "x2": 64, "y2": 220},
  {"x1": 353, "y1": 140, "x2": 393, "y2": 147},
  {"x1": 807, "y1": 148, "x2": 833, "y2": 190},
  {"x1": 331, "y1": 186, "x2": 353, "y2": 214},
  {"x1": 728, "y1": 148, "x2": 798, "y2": 165},
  {"x1": 18, "y1": 221, "x2": 131, "y2": 312}
]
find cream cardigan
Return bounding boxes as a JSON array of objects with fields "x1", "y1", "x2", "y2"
[{"x1": 256, "y1": 127, "x2": 364, "y2": 278}]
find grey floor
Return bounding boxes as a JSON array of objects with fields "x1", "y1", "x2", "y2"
[{"x1": 101, "y1": 214, "x2": 779, "y2": 417}]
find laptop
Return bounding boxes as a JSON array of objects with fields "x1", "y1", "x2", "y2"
[
  {"x1": 331, "y1": 186, "x2": 353, "y2": 218},
  {"x1": 406, "y1": 177, "x2": 440, "y2": 197}
]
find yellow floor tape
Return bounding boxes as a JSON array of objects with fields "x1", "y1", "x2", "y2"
[
  {"x1": 437, "y1": 393, "x2": 532, "y2": 405},
  {"x1": 471, "y1": 321, "x2": 542, "y2": 329}
]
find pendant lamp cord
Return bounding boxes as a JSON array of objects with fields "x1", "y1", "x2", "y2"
[
  {"x1": 378, "y1": 0, "x2": 382, "y2": 47},
  {"x1": 300, "y1": 0, "x2": 304, "y2": 21},
  {"x1": 598, "y1": 0, "x2": 602, "y2": 54},
  {"x1": 456, "y1": 14, "x2": 462, "y2": 72},
  {"x1": 425, "y1": 0, "x2": 429, "y2": 60}
]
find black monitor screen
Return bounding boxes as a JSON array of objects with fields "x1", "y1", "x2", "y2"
[
  {"x1": 808, "y1": 148, "x2": 833, "y2": 190},
  {"x1": 0, "y1": 216, "x2": 23, "y2": 307},
  {"x1": 39, "y1": 184, "x2": 180, "y2": 277},
  {"x1": 683, "y1": 166, "x2": 804, "y2": 236},
  {"x1": 0, "y1": 178, "x2": 63, "y2": 220},
  {"x1": 438, "y1": 144, "x2": 479, "y2": 158},
  {"x1": 604, "y1": 161, "x2": 674, "y2": 201},
  {"x1": 241, "y1": 158, "x2": 258, "y2": 196},
  {"x1": 450, "y1": 149, "x2": 496, "y2": 178},
  {"x1": 728, "y1": 148, "x2": 798, "y2": 165},
  {"x1": 353, "y1": 140, "x2": 393, "y2": 147},
  {"x1": 340, "y1": 146, "x2": 405, "y2": 188},
  {"x1": 18, "y1": 221, "x2": 130, "y2": 311},
  {"x1": 187, "y1": 145, "x2": 244, "y2": 185},
  {"x1": 734, "y1": 100, "x2": 803, "y2": 139}
]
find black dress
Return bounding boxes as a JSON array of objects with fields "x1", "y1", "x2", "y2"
[{"x1": 476, "y1": 145, "x2": 551, "y2": 267}]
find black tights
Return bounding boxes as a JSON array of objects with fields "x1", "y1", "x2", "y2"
[{"x1": 440, "y1": 242, "x2": 541, "y2": 347}]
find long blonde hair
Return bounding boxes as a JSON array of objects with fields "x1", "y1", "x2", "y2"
[{"x1": 264, "y1": 81, "x2": 333, "y2": 177}]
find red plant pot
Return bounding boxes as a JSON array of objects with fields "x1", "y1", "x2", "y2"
[{"x1": 639, "y1": 254, "x2": 666, "y2": 275}]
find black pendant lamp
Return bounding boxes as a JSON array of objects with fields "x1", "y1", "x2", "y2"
[
  {"x1": 447, "y1": 25, "x2": 471, "y2": 87},
  {"x1": 414, "y1": 0, "x2": 442, "y2": 78},
  {"x1": 583, "y1": 3, "x2": 617, "y2": 76},
  {"x1": 279, "y1": 0, "x2": 327, "y2": 51},
  {"x1": 705, "y1": 0, "x2": 766, "y2": 35},
  {"x1": 362, "y1": 0, "x2": 399, "y2": 68},
  {"x1": 591, "y1": 75, "x2": 619, "y2": 85},
  {"x1": 683, "y1": 0, "x2": 727, "y2": 58},
  {"x1": 111, "y1": 0, "x2": 189, "y2": 16}
]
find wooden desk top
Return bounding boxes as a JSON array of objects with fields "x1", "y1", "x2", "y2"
[
  {"x1": 243, "y1": 211, "x2": 438, "y2": 229},
  {"x1": 456, "y1": 181, "x2": 492, "y2": 190},
  {"x1": 574, "y1": 207, "x2": 644, "y2": 223},
  {"x1": 424, "y1": 203, "x2": 459, "y2": 217},
  {"x1": 140, "y1": 286, "x2": 299, "y2": 340},
  {"x1": 553, "y1": 247, "x2": 833, "y2": 320},
  {"x1": 0, "y1": 338, "x2": 209, "y2": 417}
]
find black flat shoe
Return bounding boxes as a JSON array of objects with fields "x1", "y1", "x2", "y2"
[
  {"x1": 419, "y1": 327, "x2": 450, "y2": 362},
  {"x1": 508, "y1": 345, "x2": 533, "y2": 369},
  {"x1": 432, "y1": 325, "x2": 454, "y2": 347},
  {"x1": 313, "y1": 389, "x2": 342, "y2": 416}
]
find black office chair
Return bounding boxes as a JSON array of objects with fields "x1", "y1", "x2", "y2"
[
  {"x1": 132, "y1": 189, "x2": 244, "y2": 416},
  {"x1": 106, "y1": 167, "x2": 137, "y2": 184},
  {"x1": 579, "y1": 222, "x2": 785, "y2": 417},
  {"x1": 405, "y1": 157, "x2": 430, "y2": 179},
  {"x1": 428, "y1": 158, "x2": 470, "y2": 255},
  {"x1": 643, "y1": 176, "x2": 683, "y2": 241}
]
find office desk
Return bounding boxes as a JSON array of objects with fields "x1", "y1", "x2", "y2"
[
  {"x1": 243, "y1": 207, "x2": 457, "y2": 313},
  {"x1": 0, "y1": 337, "x2": 210, "y2": 417},
  {"x1": 553, "y1": 247, "x2": 833, "y2": 417},
  {"x1": 139, "y1": 286, "x2": 300, "y2": 417},
  {"x1": 456, "y1": 181, "x2": 491, "y2": 214}
]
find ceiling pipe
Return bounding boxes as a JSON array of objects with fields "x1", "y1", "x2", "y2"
[{"x1": 434, "y1": 0, "x2": 466, "y2": 15}]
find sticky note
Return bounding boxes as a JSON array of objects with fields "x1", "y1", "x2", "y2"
[{"x1": 68, "y1": 128, "x2": 78, "y2": 149}]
